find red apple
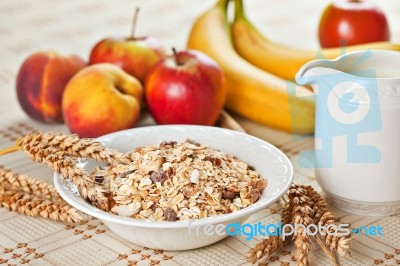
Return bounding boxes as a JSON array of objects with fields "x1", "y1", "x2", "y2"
[
  {"x1": 145, "y1": 49, "x2": 226, "y2": 126},
  {"x1": 16, "y1": 51, "x2": 86, "y2": 123},
  {"x1": 89, "y1": 8, "x2": 166, "y2": 83},
  {"x1": 62, "y1": 63, "x2": 143, "y2": 138},
  {"x1": 318, "y1": 0, "x2": 390, "y2": 48}
]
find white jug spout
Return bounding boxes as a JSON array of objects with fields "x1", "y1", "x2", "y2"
[{"x1": 295, "y1": 59, "x2": 336, "y2": 87}]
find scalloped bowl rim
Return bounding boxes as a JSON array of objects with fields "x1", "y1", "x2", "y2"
[{"x1": 54, "y1": 125, "x2": 293, "y2": 229}]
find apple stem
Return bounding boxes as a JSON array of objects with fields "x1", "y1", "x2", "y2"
[
  {"x1": 172, "y1": 47, "x2": 182, "y2": 66},
  {"x1": 130, "y1": 7, "x2": 140, "y2": 39}
]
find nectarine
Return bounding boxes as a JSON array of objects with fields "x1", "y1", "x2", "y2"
[{"x1": 16, "y1": 51, "x2": 85, "y2": 123}]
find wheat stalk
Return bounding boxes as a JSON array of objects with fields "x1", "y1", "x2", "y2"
[
  {"x1": 0, "y1": 166, "x2": 62, "y2": 203},
  {"x1": 16, "y1": 143, "x2": 110, "y2": 211},
  {"x1": 248, "y1": 184, "x2": 352, "y2": 265},
  {"x1": 0, "y1": 191, "x2": 86, "y2": 223},
  {"x1": 0, "y1": 167, "x2": 88, "y2": 223},
  {"x1": 305, "y1": 186, "x2": 351, "y2": 258},
  {"x1": 289, "y1": 188, "x2": 314, "y2": 266},
  {"x1": 0, "y1": 146, "x2": 20, "y2": 156},
  {"x1": 43, "y1": 153, "x2": 111, "y2": 212},
  {"x1": 247, "y1": 200, "x2": 293, "y2": 263},
  {"x1": 16, "y1": 132, "x2": 129, "y2": 166},
  {"x1": 315, "y1": 236, "x2": 339, "y2": 266},
  {"x1": 0, "y1": 132, "x2": 119, "y2": 212},
  {"x1": 293, "y1": 233, "x2": 311, "y2": 266},
  {"x1": 247, "y1": 236, "x2": 283, "y2": 264}
]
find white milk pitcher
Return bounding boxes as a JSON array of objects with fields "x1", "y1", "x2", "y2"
[{"x1": 296, "y1": 50, "x2": 400, "y2": 216}]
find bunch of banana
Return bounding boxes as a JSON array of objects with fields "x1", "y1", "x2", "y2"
[
  {"x1": 187, "y1": 0, "x2": 315, "y2": 134},
  {"x1": 187, "y1": 0, "x2": 400, "y2": 134},
  {"x1": 232, "y1": 0, "x2": 400, "y2": 81}
]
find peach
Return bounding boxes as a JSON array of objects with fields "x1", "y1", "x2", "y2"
[
  {"x1": 62, "y1": 63, "x2": 143, "y2": 138},
  {"x1": 16, "y1": 51, "x2": 86, "y2": 123}
]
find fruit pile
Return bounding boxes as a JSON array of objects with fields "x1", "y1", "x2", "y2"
[
  {"x1": 16, "y1": 8, "x2": 226, "y2": 138},
  {"x1": 16, "y1": 0, "x2": 399, "y2": 137}
]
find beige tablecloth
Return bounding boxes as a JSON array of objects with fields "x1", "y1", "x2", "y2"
[{"x1": 0, "y1": 0, "x2": 399, "y2": 265}]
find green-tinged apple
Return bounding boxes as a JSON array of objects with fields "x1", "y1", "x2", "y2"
[
  {"x1": 62, "y1": 63, "x2": 143, "y2": 138},
  {"x1": 89, "y1": 8, "x2": 166, "y2": 83},
  {"x1": 16, "y1": 51, "x2": 86, "y2": 123},
  {"x1": 319, "y1": 0, "x2": 390, "y2": 48},
  {"x1": 145, "y1": 49, "x2": 226, "y2": 126}
]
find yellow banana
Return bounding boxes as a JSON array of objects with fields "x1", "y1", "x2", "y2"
[
  {"x1": 187, "y1": 0, "x2": 315, "y2": 134},
  {"x1": 232, "y1": 0, "x2": 400, "y2": 81}
]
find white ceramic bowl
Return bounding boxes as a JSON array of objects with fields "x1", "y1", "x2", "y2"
[{"x1": 54, "y1": 125, "x2": 293, "y2": 250}]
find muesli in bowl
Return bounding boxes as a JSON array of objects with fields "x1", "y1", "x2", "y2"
[
  {"x1": 98, "y1": 139, "x2": 266, "y2": 221},
  {"x1": 54, "y1": 125, "x2": 293, "y2": 250}
]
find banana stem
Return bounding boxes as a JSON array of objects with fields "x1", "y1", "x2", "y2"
[
  {"x1": 0, "y1": 146, "x2": 20, "y2": 156},
  {"x1": 216, "y1": 0, "x2": 230, "y2": 9},
  {"x1": 234, "y1": 0, "x2": 245, "y2": 20}
]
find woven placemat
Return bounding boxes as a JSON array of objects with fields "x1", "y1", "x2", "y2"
[{"x1": 0, "y1": 0, "x2": 399, "y2": 265}]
